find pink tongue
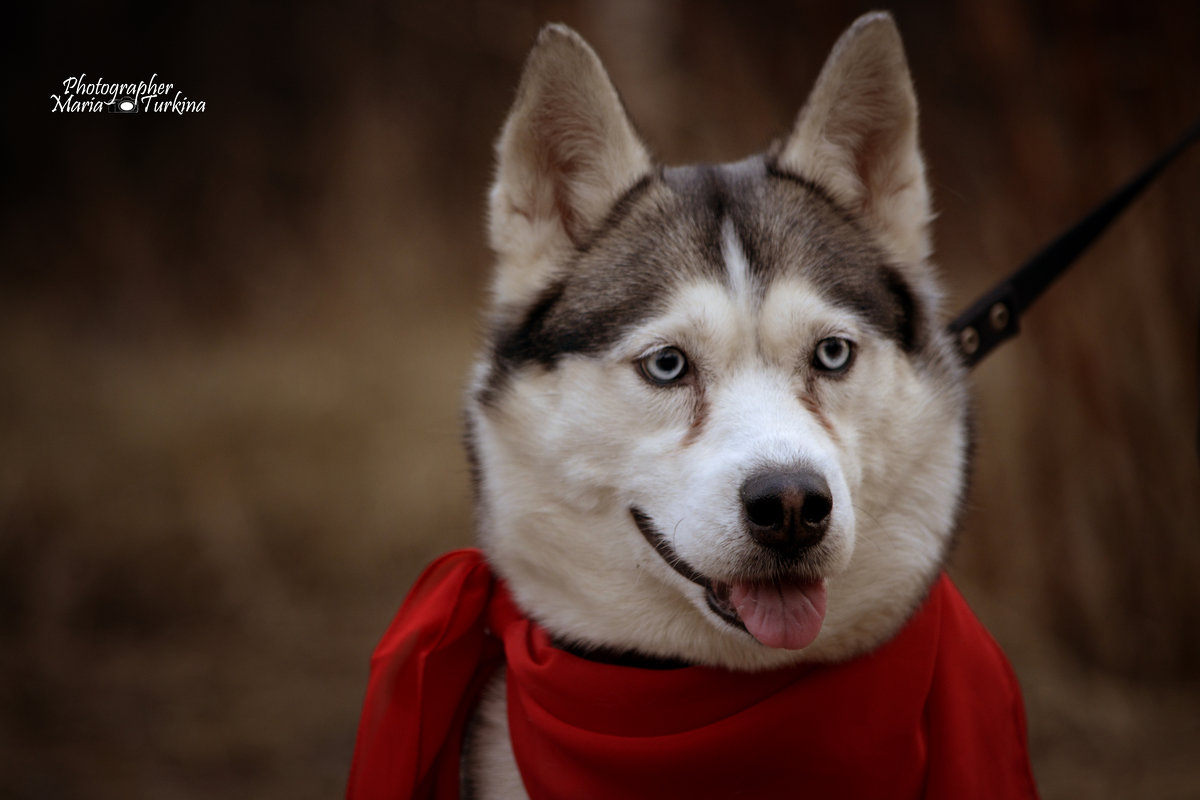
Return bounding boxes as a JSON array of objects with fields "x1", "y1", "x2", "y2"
[{"x1": 730, "y1": 578, "x2": 827, "y2": 650}]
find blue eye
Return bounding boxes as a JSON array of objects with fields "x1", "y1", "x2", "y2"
[
  {"x1": 640, "y1": 347, "x2": 688, "y2": 385},
  {"x1": 813, "y1": 337, "x2": 854, "y2": 373}
]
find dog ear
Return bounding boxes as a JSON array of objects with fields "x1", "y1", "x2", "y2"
[
  {"x1": 775, "y1": 12, "x2": 931, "y2": 264},
  {"x1": 488, "y1": 24, "x2": 652, "y2": 309}
]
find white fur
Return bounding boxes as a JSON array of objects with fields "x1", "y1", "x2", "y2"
[
  {"x1": 464, "y1": 672, "x2": 524, "y2": 800},
  {"x1": 720, "y1": 218, "x2": 754, "y2": 309}
]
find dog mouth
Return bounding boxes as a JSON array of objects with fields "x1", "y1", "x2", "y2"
[{"x1": 631, "y1": 507, "x2": 828, "y2": 650}]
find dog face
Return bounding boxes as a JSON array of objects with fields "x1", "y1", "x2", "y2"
[{"x1": 466, "y1": 13, "x2": 970, "y2": 670}]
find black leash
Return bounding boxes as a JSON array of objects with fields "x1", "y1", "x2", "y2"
[{"x1": 949, "y1": 118, "x2": 1200, "y2": 368}]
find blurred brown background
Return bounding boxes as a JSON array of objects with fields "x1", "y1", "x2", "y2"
[{"x1": 2, "y1": 1, "x2": 1198, "y2": 797}]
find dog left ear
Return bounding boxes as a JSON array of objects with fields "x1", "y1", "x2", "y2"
[
  {"x1": 775, "y1": 12, "x2": 932, "y2": 264},
  {"x1": 488, "y1": 24, "x2": 653, "y2": 312}
]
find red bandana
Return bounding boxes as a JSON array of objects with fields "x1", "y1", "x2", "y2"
[{"x1": 347, "y1": 549, "x2": 1038, "y2": 799}]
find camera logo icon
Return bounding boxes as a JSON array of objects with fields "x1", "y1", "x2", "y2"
[{"x1": 110, "y1": 95, "x2": 138, "y2": 113}]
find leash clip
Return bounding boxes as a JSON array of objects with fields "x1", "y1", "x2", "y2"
[{"x1": 949, "y1": 283, "x2": 1019, "y2": 367}]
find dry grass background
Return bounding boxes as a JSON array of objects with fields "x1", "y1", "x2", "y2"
[{"x1": 2, "y1": 1, "x2": 1198, "y2": 797}]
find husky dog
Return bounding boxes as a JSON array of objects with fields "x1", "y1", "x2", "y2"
[{"x1": 465, "y1": 12, "x2": 971, "y2": 796}]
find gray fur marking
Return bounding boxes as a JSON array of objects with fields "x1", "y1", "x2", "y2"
[{"x1": 480, "y1": 156, "x2": 922, "y2": 408}]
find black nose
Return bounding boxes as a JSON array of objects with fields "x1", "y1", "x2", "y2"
[{"x1": 740, "y1": 468, "x2": 832, "y2": 555}]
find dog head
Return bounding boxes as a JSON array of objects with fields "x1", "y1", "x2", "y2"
[{"x1": 466, "y1": 13, "x2": 970, "y2": 670}]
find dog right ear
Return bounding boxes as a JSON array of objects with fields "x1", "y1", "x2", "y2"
[
  {"x1": 774, "y1": 12, "x2": 932, "y2": 265},
  {"x1": 487, "y1": 24, "x2": 652, "y2": 311}
]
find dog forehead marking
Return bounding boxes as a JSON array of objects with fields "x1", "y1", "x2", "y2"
[
  {"x1": 481, "y1": 156, "x2": 924, "y2": 412},
  {"x1": 720, "y1": 217, "x2": 754, "y2": 308}
]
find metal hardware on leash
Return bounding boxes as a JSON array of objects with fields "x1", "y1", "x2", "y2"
[{"x1": 950, "y1": 117, "x2": 1200, "y2": 368}]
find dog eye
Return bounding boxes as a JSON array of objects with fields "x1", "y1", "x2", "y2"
[
  {"x1": 813, "y1": 337, "x2": 854, "y2": 373},
  {"x1": 639, "y1": 346, "x2": 689, "y2": 385}
]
